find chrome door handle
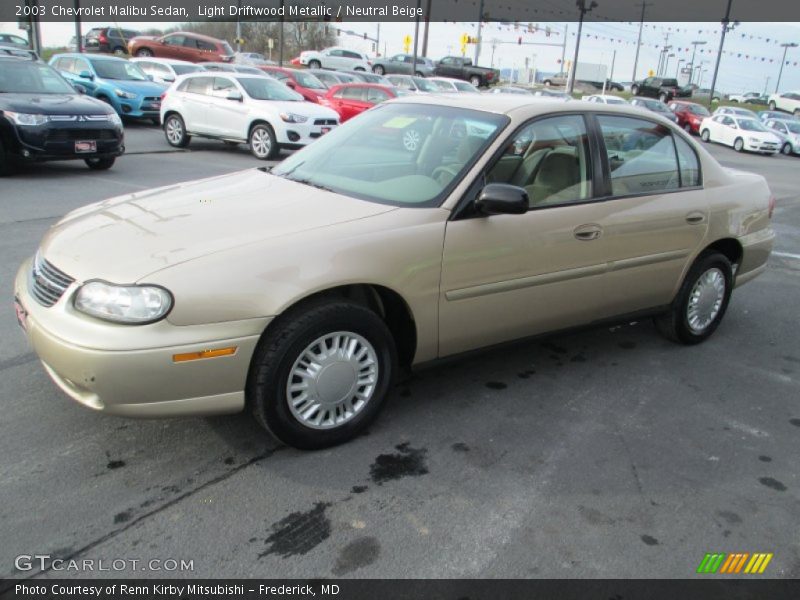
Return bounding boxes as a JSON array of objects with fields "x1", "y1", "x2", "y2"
[
  {"x1": 686, "y1": 212, "x2": 707, "y2": 224},
  {"x1": 574, "y1": 224, "x2": 603, "y2": 241}
]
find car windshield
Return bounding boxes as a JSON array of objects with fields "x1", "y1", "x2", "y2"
[
  {"x1": 785, "y1": 122, "x2": 800, "y2": 134},
  {"x1": 606, "y1": 97, "x2": 627, "y2": 104},
  {"x1": 237, "y1": 77, "x2": 302, "y2": 101},
  {"x1": 0, "y1": 61, "x2": 75, "y2": 94},
  {"x1": 272, "y1": 103, "x2": 509, "y2": 207},
  {"x1": 430, "y1": 80, "x2": 455, "y2": 91},
  {"x1": 172, "y1": 63, "x2": 203, "y2": 75},
  {"x1": 688, "y1": 104, "x2": 710, "y2": 116},
  {"x1": 293, "y1": 70, "x2": 326, "y2": 89},
  {"x1": 454, "y1": 81, "x2": 480, "y2": 93},
  {"x1": 737, "y1": 119, "x2": 768, "y2": 132},
  {"x1": 413, "y1": 77, "x2": 439, "y2": 92},
  {"x1": 733, "y1": 109, "x2": 757, "y2": 118},
  {"x1": 91, "y1": 59, "x2": 148, "y2": 81}
]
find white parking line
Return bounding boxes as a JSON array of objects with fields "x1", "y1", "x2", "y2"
[{"x1": 773, "y1": 251, "x2": 800, "y2": 260}]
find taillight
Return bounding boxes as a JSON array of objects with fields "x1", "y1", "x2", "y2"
[
  {"x1": 487, "y1": 72, "x2": 494, "y2": 80},
  {"x1": 768, "y1": 195, "x2": 776, "y2": 219},
  {"x1": 160, "y1": 92, "x2": 167, "y2": 101},
  {"x1": 99, "y1": 33, "x2": 107, "y2": 43}
]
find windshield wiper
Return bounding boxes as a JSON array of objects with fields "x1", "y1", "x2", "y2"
[
  {"x1": 275, "y1": 161, "x2": 304, "y2": 179},
  {"x1": 291, "y1": 178, "x2": 335, "y2": 193}
]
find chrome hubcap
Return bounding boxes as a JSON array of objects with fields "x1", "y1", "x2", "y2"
[
  {"x1": 687, "y1": 268, "x2": 726, "y2": 333},
  {"x1": 251, "y1": 128, "x2": 271, "y2": 157},
  {"x1": 403, "y1": 129, "x2": 421, "y2": 151},
  {"x1": 166, "y1": 119, "x2": 182, "y2": 144},
  {"x1": 286, "y1": 332, "x2": 379, "y2": 430}
]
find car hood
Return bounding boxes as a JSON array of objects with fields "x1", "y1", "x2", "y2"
[
  {"x1": 41, "y1": 169, "x2": 396, "y2": 283},
  {"x1": 0, "y1": 93, "x2": 112, "y2": 115},
  {"x1": 99, "y1": 78, "x2": 166, "y2": 95},
  {"x1": 252, "y1": 99, "x2": 337, "y2": 119}
]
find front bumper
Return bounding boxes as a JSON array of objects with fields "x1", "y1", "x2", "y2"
[
  {"x1": 108, "y1": 94, "x2": 162, "y2": 118},
  {"x1": 745, "y1": 140, "x2": 779, "y2": 153},
  {"x1": 275, "y1": 119, "x2": 337, "y2": 147},
  {"x1": 12, "y1": 121, "x2": 124, "y2": 161},
  {"x1": 14, "y1": 259, "x2": 270, "y2": 418}
]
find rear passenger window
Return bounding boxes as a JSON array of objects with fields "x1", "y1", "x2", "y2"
[
  {"x1": 197, "y1": 40, "x2": 216, "y2": 51},
  {"x1": 597, "y1": 115, "x2": 680, "y2": 196},
  {"x1": 674, "y1": 135, "x2": 701, "y2": 187},
  {"x1": 183, "y1": 76, "x2": 212, "y2": 95}
]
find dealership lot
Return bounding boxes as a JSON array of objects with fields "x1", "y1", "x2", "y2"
[{"x1": 1, "y1": 123, "x2": 799, "y2": 579}]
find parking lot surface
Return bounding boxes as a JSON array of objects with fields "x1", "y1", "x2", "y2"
[{"x1": 1, "y1": 122, "x2": 799, "y2": 579}]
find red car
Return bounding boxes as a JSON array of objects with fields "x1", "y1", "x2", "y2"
[
  {"x1": 668, "y1": 100, "x2": 711, "y2": 135},
  {"x1": 258, "y1": 66, "x2": 328, "y2": 103},
  {"x1": 319, "y1": 83, "x2": 402, "y2": 122},
  {"x1": 128, "y1": 32, "x2": 235, "y2": 63}
]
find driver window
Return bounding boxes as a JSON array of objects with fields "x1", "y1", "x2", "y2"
[{"x1": 486, "y1": 115, "x2": 592, "y2": 208}]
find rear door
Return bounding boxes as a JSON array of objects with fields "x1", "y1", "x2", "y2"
[
  {"x1": 159, "y1": 34, "x2": 185, "y2": 60},
  {"x1": 179, "y1": 76, "x2": 213, "y2": 133},
  {"x1": 339, "y1": 86, "x2": 370, "y2": 121},
  {"x1": 324, "y1": 49, "x2": 345, "y2": 69}
]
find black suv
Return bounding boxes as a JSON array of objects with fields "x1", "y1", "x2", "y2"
[
  {"x1": 0, "y1": 53, "x2": 124, "y2": 175},
  {"x1": 83, "y1": 27, "x2": 140, "y2": 56},
  {"x1": 630, "y1": 77, "x2": 691, "y2": 103}
]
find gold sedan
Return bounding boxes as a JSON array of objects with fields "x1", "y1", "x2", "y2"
[{"x1": 14, "y1": 95, "x2": 775, "y2": 449}]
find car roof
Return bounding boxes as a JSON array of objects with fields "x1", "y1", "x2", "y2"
[
  {"x1": 168, "y1": 31, "x2": 223, "y2": 43},
  {"x1": 132, "y1": 57, "x2": 195, "y2": 65},
  {"x1": 394, "y1": 93, "x2": 597, "y2": 115},
  {"x1": 55, "y1": 53, "x2": 126, "y2": 62}
]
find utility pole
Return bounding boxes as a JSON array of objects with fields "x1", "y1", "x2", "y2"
[
  {"x1": 763, "y1": 76, "x2": 771, "y2": 96},
  {"x1": 73, "y1": 0, "x2": 82, "y2": 52},
  {"x1": 776, "y1": 42, "x2": 799, "y2": 93},
  {"x1": 708, "y1": 0, "x2": 736, "y2": 107},
  {"x1": 560, "y1": 24, "x2": 568, "y2": 72},
  {"x1": 421, "y1": 0, "x2": 432, "y2": 57},
  {"x1": 474, "y1": 0, "x2": 485, "y2": 65},
  {"x1": 657, "y1": 33, "x2": 670, "y2": 76},
  {"x1": 631, "y1": 0, "x2": 651, "y2": 84},
  {"x1": 412, "y1": 0, "x2": 421, "y2": 73},
  {"x1": 235, "y1": 0, "x2": 242, "y2": 53},
  {"x1": 278, "y1": 0, "x2": 284, "y2": 66},
  {"x1": 609, "y1": 49, "x2": 617, "y2": 81},
  {"x1": 376, "y1": 23, "x2": 380, "y2": 56},
  {"x1": 688, "y1": 40, "x2": 707, "y2": 84},
  {"x1": 568, "y1": 0, "x2": 598, "y2": 94}
]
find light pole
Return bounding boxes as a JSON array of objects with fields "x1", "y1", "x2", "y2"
[
  {"x1": 631, "y1": 0, "x2": 652, "y2": 84},
  {"x1": 688, "y1": 40, "x2": 707, "y2": 84},
  {"x1": 568, "y1": 0, "x2": 598, "y2": 94},
  {"x1": 676, "y1": 58, "x2": 685, "y2": 78},
  {"x1": 664, "y1": 53, "x2": 675, "y2": 76},
  {"x1": 709, "y1": 0, "x2": 738, "y2": 108},
  {"x1": 776, "y1": 42, "x2": 799, "y2": 94}
]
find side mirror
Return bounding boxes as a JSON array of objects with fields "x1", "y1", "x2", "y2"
[
  {"x1": 78, "y1": 70, "x2": 94, "y2": 80},
  {"x1": 164, "y1": 75, "x2": 175, "y2": 83},
  {"x1": 475, "y1": 183, "x2": 529, "y2": 215},
  {"x1": 286, "y1": 81, "x2": 296, "y2": 89},
  {"x1": 226, "y1": 90, "x2": 243, "y2": 102},
  {"x1": 73, "y1": 83, "x2": 86, "y2": 95},
  {"x1": 145, "y1": 74, "x2": 154, "y2": 81}
]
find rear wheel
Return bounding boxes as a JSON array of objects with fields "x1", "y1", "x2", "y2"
[
  {"x1": 655, "y1": 251, "x2": 733, "y2": 345},
  {"x1": 659, "y1": 92, "x2": 668, "y2": 103},
  {"x1": 112, "y1": 46, "x2": 126, "y2": 56},
  {"x1": 469, "y1": 75, "x2": 481, "y2": 87},
  {"x1": 700, "y1": 129, "x2": 710, "y2": 142},
  {"x1": 249, "y1": 123, "x2": 278, "y2": 160},
  {"x1": 782, "y1": 143, "x2": 793, "y2": 155},
  {"x1": 544, "y1": 80, "x2": 552, "y2": 87},
  {"x1": 372, "y1": 65, "x2": 385, "y2": 75},
  {"x1": 164, "y1": 114, "x2": 190, "y2": 148},
  {"x1": 135, "y1": 48, "x2": 153, "y2": 57},
  {"x1": 768, "y1": 101, "x2": 776, "y2": 110},
  {"x1": 248, "y1": 299, "x2": 396, "y2": 449},
  {"x1": 631, "y1": 85, "x2": 640, "y2": 96},
  {"x1": 85, "y1": 156, "x2": 115, "y2": 170},
  {"x1": 308, "y1": 59, "x2": 321, "y2": 69},
  {"x1": 733, "y1": 137, "x2": 744, "y2": 152},
  {"x1": 684, "y1": 123, "x2": 693, "y2": 134}
]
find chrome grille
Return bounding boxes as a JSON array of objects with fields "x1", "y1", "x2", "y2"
[
  {"x1": 49, "y1": 115, "x2": 112, "y2": 122},
  {"x1": 30, "y1": 253, "x2": 74, "y2": 307},
  {"x1": 314, "y1": 118, "x2": 337, "y2": 126}
]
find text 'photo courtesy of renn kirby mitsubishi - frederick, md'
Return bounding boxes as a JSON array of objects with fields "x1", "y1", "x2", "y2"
[{"x1": 1, "y1": 0, "x2": 800, "y2": 597}]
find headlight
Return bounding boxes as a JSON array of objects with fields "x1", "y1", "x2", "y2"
[
  {"x1": 280, "y1": 112, "x2": 308, "y2": 123},
  {"x1": 74, "y1": 281, "x2": 173, "y2": 324},
  {"x1": 108, "y1": 112, "x2": 122, "y2": 126},
  {"x1": 4, "y1": 111, "x2": 48, "y2": 126},
  {"x1": 114, "y1": 88, "x2": 137, "y2": 99},
  {"x1": 747, "y1": 137, "x2": 760, "y2": 143}
]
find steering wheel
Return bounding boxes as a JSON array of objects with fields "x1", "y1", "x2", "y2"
[{"x1": 431, "y1": 165, "x2": 461, "y2": 187}]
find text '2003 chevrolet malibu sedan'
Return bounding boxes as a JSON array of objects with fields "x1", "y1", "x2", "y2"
[{"x1": 14, "y1": 95, "x2": 775, "y2": 449}]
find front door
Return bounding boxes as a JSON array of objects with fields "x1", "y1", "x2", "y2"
[{"x1": 205, "y1": 77, "x2": 249, "y2": 138}]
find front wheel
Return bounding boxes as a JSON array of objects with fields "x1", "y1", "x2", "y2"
[
  {"x1": 733, "y1": 137, "x2": 744, "y2": 152},
  {"x1": 248, "y1": 299, "x2": 397, "y2": 449},
  {"x1": 631, "y1": 85, "x2": 640, "y2": 96},
  {"x1": 135, "y1": 48, "x2": 153, "y2": 57},
  {"x1": 544, "y1": 80, "x2": 552, "y2": 87},
  {"x1": 308, "y1": 59, "x2": 321, "y2": 70},
  {"x1": 768, "y1": 101, "x2": 776, "y2": 110},
  {"x1": 782, "y1": 143, "x2": 793, "y2": 156},
  {"x1": 85, "y1": 156, "x2": 115, "y2": 170},
  {"x1": 659, "y1": 92, "x2": 668, "y2": 103},
  {"x1": 654, "y1": 251, "x2": 733, "y2": 345},
  {"x1": 164, "y1": 114, "x2": 190, "y2": 148},
  {"x1": 684, "y1": 123, "x2": 693, "y2": 134},
  {"x1": 249, "y1": 123, "x2": 278, "y2": 160},
  {"x1": 469, "y1": 75, "x2": 481, "y2": 87},
  {"x1": 372, "y1": 65, "x2": 385, "y2": 75},
  {"x1": 112, "y1": 46, "x2": 127, "y2": 56},
  {"x1": 700, "y1": 129, "x2": 710, "y2": 142}
]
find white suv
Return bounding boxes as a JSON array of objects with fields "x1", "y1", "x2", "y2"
[
  {"x1": 298, "y1": 47, "x2": 371, "y2": 71},
  {"x1": 160, "y1": 73, "x2": 339, "y2": 159},
  {"x1": 767, "y1": 91, "x2": 800, "y2": 117}
]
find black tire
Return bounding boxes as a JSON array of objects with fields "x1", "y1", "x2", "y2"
[
  {"x1": 544, "y1": 80, "x2": 552, "y2": 87},
  {"x1": 135, "y1": 48, "x2": 153, "y2": 57},
  {"x1": 164, "y1": 114, "x2": 190, "y2": 148},
  {"x1": 248, "y1": 123, "x2": 278, "y2": 160},
  {"x1": 85, "y1": 156, "x2": 115, "y2": 170},
  {"x1": 308, "y1": 59, "x2": 321, "y2": 70},
  {"x1": 0, "y1": 137, "x2": 14, "y2": 176},
  {"x1": 112, "y1": 46, "x2": 126, "y2": 56},
  {"x1": 700, "y1": 129, "x2": 710, "y2": 142},
  {"x1": 768, "y1": 101, "x2": 776, "y2": 110},
  {"x1": 469, "y1": 75, "x2": 481, "y2": 87},
  {"x1": 247, "y1": 299, "x2": 397, "y2": 449},
  {"x1": 781, "y1": 143, "x2": 792, "y2": 156},
  {"x1": 654, "y1": 251, "x2": 733, "y2": 345},
  {"x1": 733, "y1": 137, "x2": 744, "y2": 152},
  {"x1": 372, "y1": 65, "x2": 385, "y2": 75},
  {"x1": 631, "y1": 85, "x2": 640, "y2": 96},
  {"x1": 659, "y1": 92, "x2": 668, "y2": 103},
  {"x1": 684, "y1": 123, "x2": 693, "y2": 134}
]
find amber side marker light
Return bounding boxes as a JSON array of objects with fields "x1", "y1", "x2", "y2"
[{"x1": 173, "y1": 347, "x2": 238, "y2": 363}]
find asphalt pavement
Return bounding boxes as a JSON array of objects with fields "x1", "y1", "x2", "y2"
[{"x1": 1, "y1": 121, "x2": 798, "y2": 580}]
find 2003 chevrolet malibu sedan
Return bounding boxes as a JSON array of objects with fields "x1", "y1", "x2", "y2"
[{"x1": 14, "y1": 95, "x2": 775, "y2": 449}]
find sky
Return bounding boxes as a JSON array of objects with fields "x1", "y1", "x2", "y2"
[{"x1": 2, "y1": 19, "x2": 799, "y2": 94}]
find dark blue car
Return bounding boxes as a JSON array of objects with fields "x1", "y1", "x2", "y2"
[{"x1": 49, "y1": 53, "x2": 167, "y2": 123}]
